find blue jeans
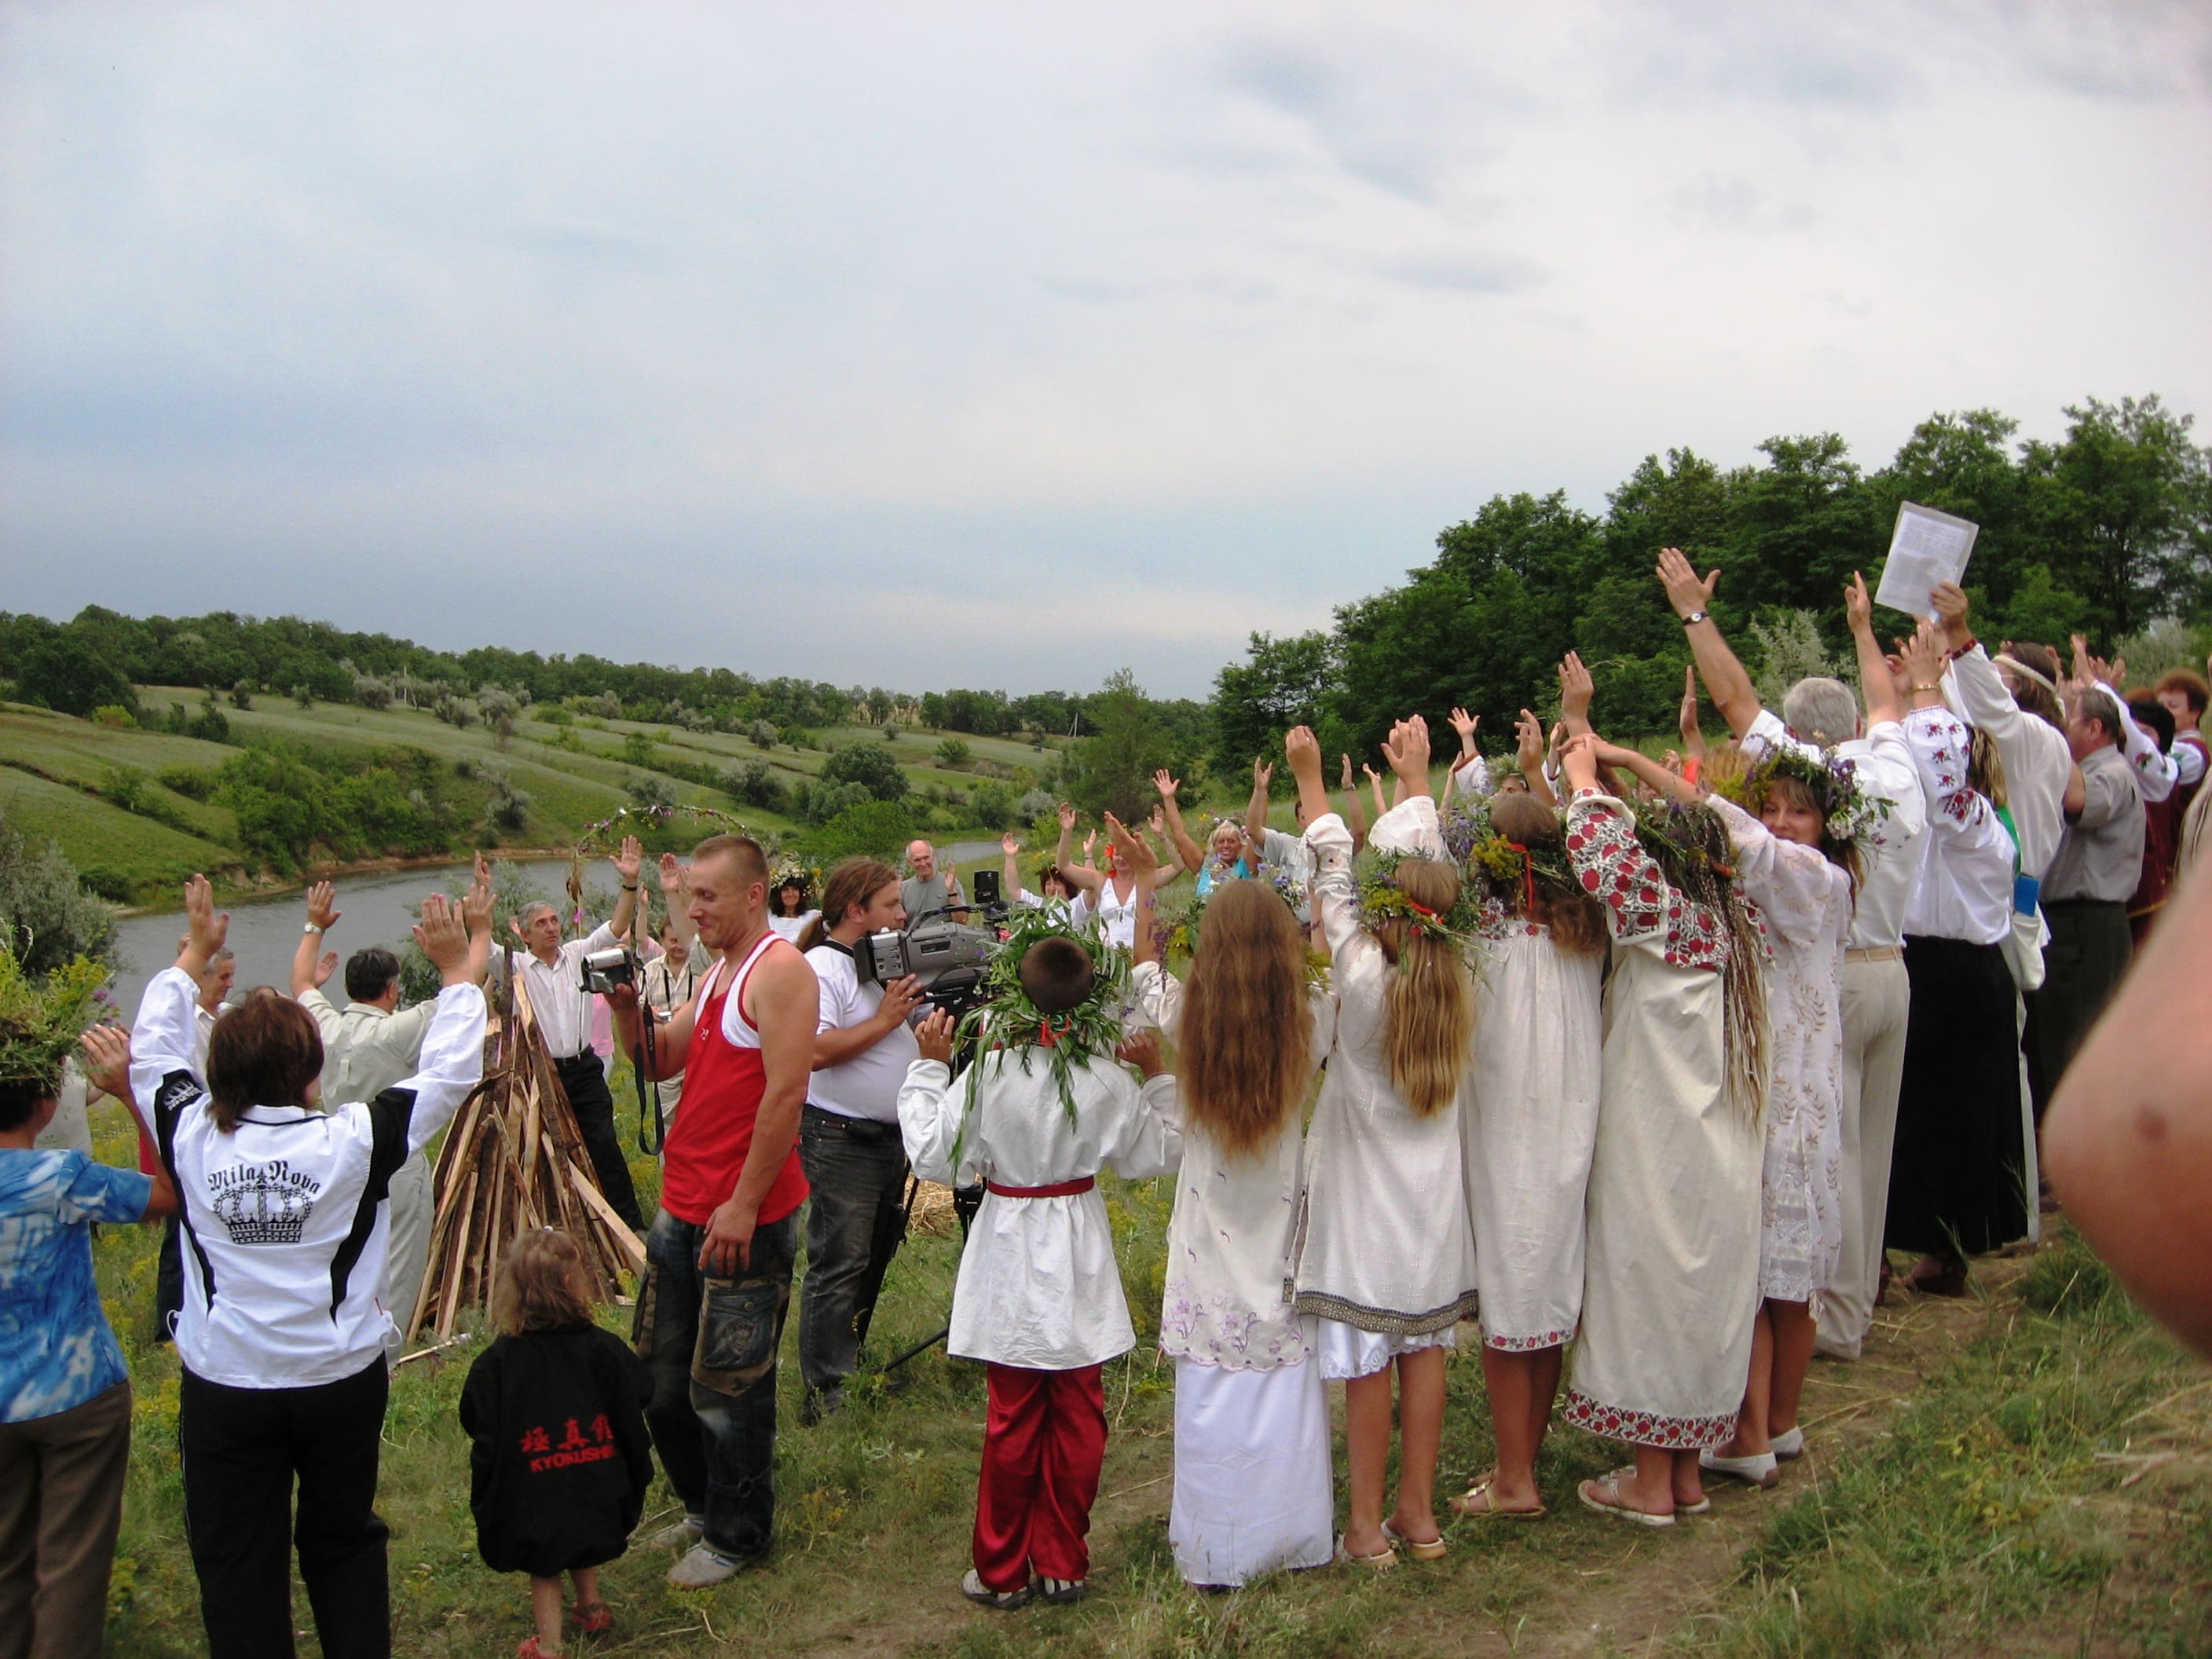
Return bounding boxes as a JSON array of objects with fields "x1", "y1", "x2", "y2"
[
  {"x1": 796, "y1": 1106, "x2": 910, "y2": 1399},
  {"x1": 636, "y1": 1209, "x2": 797, "y2": 1559}
]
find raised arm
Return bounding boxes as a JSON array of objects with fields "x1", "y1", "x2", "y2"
[
  {"x1": 1677, "y1": 667, "x2": 1708, "y2": 762},
  {"x1": 290, "y1": 881, "x2": 342, "y2": 998},
  {"x1": 1382, "y1": 714, "x2": 1434, "y2": 803},
  {"x1": 1558, "y1": 737, "x2": 1671, "y2": 942},
  {"x1": 1557, "y1": 652, "x2": 1597, "y2": 740},
  {"x1": 1106, "y1": 812, "x2": 1160, "y2": 969},
  {"x1": 1590, "y1": 738, "x2": 1702, "y2": 807},
  {"x1": 132, "y1": 875, "x2": 225, "y2": 1110},
  {"x1": 1000, "y1": 832, "x2": 1026, "y2": 904},
  {"x1": 1244, "y1": 756, "x2": 1276, "y2": 853},
  {"x1": 1657, "y1": 548, "x2": 1760, "y2": 739},
  {"x1": 1154, "y1": 771, "x2": 1206, "y2": 873},
  {"x1": 656, "y1": 853, "x2": 697, "y2": 955},
  {"x1": 1339, "y1": 753, "x2": 1370, "y2": 852},
  {"x1": 1055, "y1": 802, "x2": 1104, "y2": 895},
  {"x1": 372, "y1": 897, "x2": 489, "y2": 1155},
  {"x1": 78, "y1": 1025, "x2": 178, "y2": 1218},
  {"x1": 1848, "y1": 572, "x2": 1903, "y2": 729},
  {"x1": 1515, "y1": 710, "x2": 1558, "y2": 810}
]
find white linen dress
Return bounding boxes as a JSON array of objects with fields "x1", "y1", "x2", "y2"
[
  {"x1": 1709, "y1": 797, "x2": 1849, "y2": 1306},
  {"x1": 1291, "y1": 800, "x2": 1480, "y2": 1379},
  {"x1": 1559, "y1": 793, "x2": 1763, "y2": 1449},
  {"x1": 1132, "y1": 961, "x2": 1335, "y2": 1585},
  {"x1": 1462, "y1": 903, "x2": 1604, "y2": 1350},
  {"x1": 895, "y1": 1048, "x2": 1180, "y2": 1369}
]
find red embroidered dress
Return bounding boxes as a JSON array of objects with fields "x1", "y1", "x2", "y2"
[{"x1": 1558, "y1": 793, "x2": 1763, "y2": 1450}]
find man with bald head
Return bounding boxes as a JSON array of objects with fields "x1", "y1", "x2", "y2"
[
  {"x1": 898, "y1": 839, "x2": 965, "y2": 923},
  {"x1": 505, "y1": 836, "x2": 646, "y2": 1229}
]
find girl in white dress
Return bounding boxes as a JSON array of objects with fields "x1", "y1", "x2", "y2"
[
  {"x1": 1284, "y1": 719, "x2": 1479, "y2": 1566},
  {"x1": 1122, "y1": 826, "x2": 1337, "y2": 1588},
  {"x1": 1452, "y1": 788, "x2": 1607, "y2": 1518},
  {"x1": 1555, "y1": 733, "x2": 1767, "y2": 1526}
]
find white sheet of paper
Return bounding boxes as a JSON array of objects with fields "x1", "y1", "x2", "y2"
[{"x1": 1875, "y1": 501, "x2": 1979, "y2": 619}]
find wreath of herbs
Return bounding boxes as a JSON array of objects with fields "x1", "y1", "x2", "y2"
[
  {"x1": 1465, "y1": 831, "x2": 1579, "y2": 911},
  {"x1": 1351, "y1": 846, "x2": 1485, "y2": 956},
  {"x1": 949, "y1": 906, "x2": 1134, "y2": 1161},
  {"x1": 0, "y1": 947, "x2": 110, "y2": 1096},
  {"x1": 1712, "y1": 745, "x2": 1892, "y2": 849},
  {"x1": 1439, "y1": 795, "x2": 1494, "y2": 864}
]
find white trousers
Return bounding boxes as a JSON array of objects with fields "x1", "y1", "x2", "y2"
[
  {"x1": 1815, "y1": 956, "x2": 1910, "y2": 1361},
  {"x1": 1170, "y1": 1357, "x2": 1334, "y2": 1587},
  {"x1": 382, "y1": 1150, "x2": 434, "y2": 1356}
]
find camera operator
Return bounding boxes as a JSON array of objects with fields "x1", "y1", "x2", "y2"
[
  {"x1": 789, "y1": 858, "x2": 925, "y2": 1423},
  {"x1": 607, "y1": 833, "x2": 816, "y2": 1589},
  {"x1": 504, "y1": 836, "x2": 646, "y2": 1231}
]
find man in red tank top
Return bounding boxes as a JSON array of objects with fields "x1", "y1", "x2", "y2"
[{"x1": 609, "y1": 834, "x2": 817, "y2": 1589}]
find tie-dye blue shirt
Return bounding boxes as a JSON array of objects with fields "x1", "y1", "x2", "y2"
[{"x1": 1, "y1": 1148, "x2": 151, "y2": 1423}]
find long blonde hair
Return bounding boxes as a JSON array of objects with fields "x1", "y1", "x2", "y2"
[
  {"x1": 1372, "y1": 857, "x2": 1475, "y2": 1119},
  {"x1": 1179, "y1": 881, "x2": 1314, "y2": 1157}
]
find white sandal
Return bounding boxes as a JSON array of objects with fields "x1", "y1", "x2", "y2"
[{"x1": 1576, "y1": 1470, "x2": 1674, "y2": 1528}]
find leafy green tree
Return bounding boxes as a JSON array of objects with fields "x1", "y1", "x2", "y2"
[
  {"x1": 15, "y1": 634, "x2": 135, "y2": 719},
  {"x1": 819, "y1": 741, "x2": 910, "y2": 802},
  {"x1": 1064, "y1": 668, "x2": 1171, "y2": 822},
  {"x1": 1213, "y1": 631, "x2": 1332, "y2": 780},
  {"x1": 0, "y1": 807, "x2": 117, "y2": 972},
  {"x1": 934, "y1": 737, "x2": 972, "y2": 770}
]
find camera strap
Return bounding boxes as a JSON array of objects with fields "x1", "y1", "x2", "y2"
[{"x1": 633, "y1": 1006, "x2": 665, "y2": 1157}]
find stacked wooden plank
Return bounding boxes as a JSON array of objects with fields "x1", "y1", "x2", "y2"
[{"x1": 405, "y1": 968, "x2": 646, "y2": 1343}]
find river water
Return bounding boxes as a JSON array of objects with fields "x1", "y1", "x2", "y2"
[{"x1": 108, "y1": 841, "x2": 1009, "y2": 1014}]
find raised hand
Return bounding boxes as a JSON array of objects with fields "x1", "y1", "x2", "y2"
[
  {"x1": 415, "y1": 893, "x2": 471, "y2": 982},
  {"x1": 1900, "y1": 620, "x2": 1949, "y2": 698},
  {"x1": 1655, "y1": 547, "x2": 1720, "y2": 619},
  {"x1": 1448, "y1": 707, "x2": 1479, "y2": 750},
  {"x1": 1514, "y1": 709, "x2": 1547, "y2": 775},
  {"x1": 79, "y1": 1024, "x2": 132, "y2": 1101},
  {"x1": 1252, "y1": 756, "x2": 1276, "y2": 793},
  {"x1": 613, "y1": 835, "x2": 643, "y2": 884},
  {"x1": 1557, "y1": 653, "x2": 1595, "y2": 724},
  {"x1": 1115, "y1": 1026, "x2": 1165, "y2": 1078},
  {"x1": 1848, "y1": 572, "x2": 1880, "y2": 636},
  {"x1": 461, "y1": 866, "x2": 495, "y2": 938},
  {"x1": 1104, "y1": 811, "x2": 1157, "y2": 875},
  {"x1": 1381, "y1": 715, "x2": 1431, "y2": 785},
  {"x1": 1677, "y1": 666, "x2": 1702, "y2": 748},
  {"x1": 1058, "y1": 800, "x2": 1078, "y2": 832},
  {"x1": 1284, "y1": 724, "x2": 1324, "y2": 778},
  {"x1": 181, "y1": 874, "x2": 229, "y2": 967},
  {"x1": 1340, "y1": 753, "x2": 1355, "y2": 790},
  {"x1": 914, "y1": 1007, "x2": 957, "y2": 1067},
  {"x1": 314, "y1": 950, "x2": 339, "y2": 987},
  {"x1": 657, "y1": 851, "x2": 687, "y2": 901},
  {"x1": 1001, "y1": 830, "x2": 1021, "y2": 856},
  {"x1": 1152, "y1": 769, "x2": 1179, "y2": 800},
  {"x1": 1082, "y1": 829, "x2": 1098, "y2": 859},
  {"x1": 305, "y1": 881, "x2": 341, "y2": 933},
  {"x1": 1558, "y1": 732, "x2": 1602, "y2": 794}
]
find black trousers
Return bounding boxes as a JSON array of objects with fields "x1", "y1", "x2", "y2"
[
  {"x1": 178, "y1": 1357, "x2": 390, "y2": 1659},
  {"x1": 795, "y1": 1105, "x2": 910, "y2": 1398},
  {"x1": 2025, "y1": 899, "x2": 2133, "y2": 1124},
  {"x1": 555, "y1": 1053, "x2": 644, "y2": 1229}
]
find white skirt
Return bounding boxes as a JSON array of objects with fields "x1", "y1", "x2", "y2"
[
  {"x1": 1170, "y1": 1357, "x2": 1334, "y2": 1587},
  {"x1": 1315, "y1": 1318, "x2": 1457, "y2": 1382}
]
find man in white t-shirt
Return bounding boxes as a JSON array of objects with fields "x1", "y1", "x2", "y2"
[{"x1": 797, "y1": 855, "x2": 925, "y2": 1422}]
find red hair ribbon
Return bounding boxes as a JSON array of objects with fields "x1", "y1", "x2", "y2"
[
  {"x1": 1404, "y1": 897, "x2": 1445, "y2": 923},
  {"x1": 1038, "y1": 1016, "x2": 1072, "y2": 1047},
  {"x1": 1507, "y1": 841, "x2": 1536, "y2": 914}
]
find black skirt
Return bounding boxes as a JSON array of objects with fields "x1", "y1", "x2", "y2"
[{"x1": 1884, "y1": 935, "x2": 2029, "y2": 1258}]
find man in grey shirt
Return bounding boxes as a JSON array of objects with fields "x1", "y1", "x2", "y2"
[
  {"x1": 899, "y1": 840, "x2": 964, "y2": 922},
  {"x1": 2033, "y1": 685, "x2": 2144, "y2": 1115}
]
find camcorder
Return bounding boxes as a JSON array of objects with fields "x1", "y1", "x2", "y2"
[
  {"x1": 854, "y1": 908, "x2": 1002, "y2": 1013},
  {"x1": 579, "y1": 947, "x2": 642, "y2": 996}
]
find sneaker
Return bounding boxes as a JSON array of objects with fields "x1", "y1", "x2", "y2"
[
  {"x1": 668, "y1": 1543, "x2": 747, "y2": 1590},
  {"x1": 961, "y1": 1568, "x2": 1034, "y2": 1610},
  {"x1": 1770, "y1": 1426, "x2": 1805, "y2": 1460},
  {"x1": 645, "y1": 1514, "x2": 705, "y2": 1550},
  {"x1": 1038, "y1": 1575, "x2": 1086, "y2": 1606}
]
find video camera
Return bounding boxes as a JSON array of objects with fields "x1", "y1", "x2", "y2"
[
  {"x1": 579, "y1": 947, "x2": 642, "y2": 996},
  {"x1": 854, "y1": 909, "x2": 1001, "y2": 1012}
]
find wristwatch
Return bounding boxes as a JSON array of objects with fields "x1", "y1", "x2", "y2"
[
  {"x1": 1680, "y1": 610, "x2": 1710, "y2": 627},
  {"x1": 303, "y1": 922, "x2": 323, "y2": 935}
]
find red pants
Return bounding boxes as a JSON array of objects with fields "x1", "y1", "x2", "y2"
[{"x1": 972, "y1": 1363, "x2": 1107, "y2": 1591}]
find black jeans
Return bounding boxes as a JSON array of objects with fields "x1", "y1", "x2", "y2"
[
  {"x1": 2027, "y1": 899, "x2": 2133, "y2": 1122},
  {"x1": 796, "y1": 1106, "x2": 910, "y2": 1398},
  {"x1": 555, "y1": 1053, "x2": 644, "y2": 1229},
  {"x1": 637, "y1": 1209, "x2": 797, "y2": 1559},
  {"x1": 178, "y1": 1357, "x2": 390, "y2": 1659},
  {"x1": 154, "y1": 1215, "x2": 184, "y2": 1340}
]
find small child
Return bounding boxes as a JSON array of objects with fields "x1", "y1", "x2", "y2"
[
  {"x1": 460, "y1": 1230, "x2": 654, "y2": 1658},
  {"x1": 897, "y1": 923, "x2": 1180, "y2": 1610},
  {"x1": 2, "y1": 1016, "x2": 175, "y2": 1659}
]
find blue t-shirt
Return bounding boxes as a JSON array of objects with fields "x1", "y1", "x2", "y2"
[{"x1": 1, "y1": 1148, "x2": 152, "y2": 1423}]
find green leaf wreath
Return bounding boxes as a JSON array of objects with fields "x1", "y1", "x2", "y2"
[
  {"x1": 1711, "y1": 744, "x2": 1894, "y2": 848},
  {"x1": 0, "y1": 947, "x2": 111, "y2": 1096},
  {"x1": 1351, "y1": 846, "x2": 1485, "y2": 954}
]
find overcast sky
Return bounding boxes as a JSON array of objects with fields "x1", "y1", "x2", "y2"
[{"x1": 3, "y1": 2, "x2": 2208, "y2": 698}]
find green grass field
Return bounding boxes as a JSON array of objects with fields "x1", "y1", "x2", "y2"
[{"x1": 75, "y1": 1053, "x2": 2212, "y2": 1659}]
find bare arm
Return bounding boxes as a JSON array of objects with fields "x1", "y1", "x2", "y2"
[
  {"x1": 1054, "y1": 804, "x2": 1103, "y2": 893},
  {"x1": 1593, "y1": 739, "x2": 1701, "y2": 806},
  {"x1": 1557, "y1": 652, "x2": 1596, "y2": 740},
  {"x1": 657, "y1": 853, "x2": 697, "y2": 954},
  {"x1": 2045, "y1": 863, "x2": 2212, "y2": 1357},
  {"x1": 1847, "y1": 572, "x2": 1903, "y2": 729},
  {"x1": 1153, "y1": 772, "x2": 1205, "y2": 873},
  {"x1": 1107, "y1": 814, "x2": 1161, "y2": 968},
  {"x1": 1657, "y1": 548, "x2": 1760, "y2": 739},
  {"x1": 1382, "y1": 714, "x2": 1434, "y2": 803},
  {"x1": 699, "y1": 949, "x2": 816, "y2": 1274},
  {"x1": 1516, "y1": 710, "x2": 1558, "y2": 810},
  {"x1": 1244, "y1": 756, "x2": 1275, "y2": 851},
  {"x1": 77, "y1": 1026, "x2": 177, "y2": 1219},
  {"x1": 608, "y1": 836, "x2": 643, "y2": 943},
  {"x1": 290, "y1": 882, "x2": 342, "y2": 998},
  {"x1": 1339, "y1": 754, "x2": 1370, "y2": 851}
]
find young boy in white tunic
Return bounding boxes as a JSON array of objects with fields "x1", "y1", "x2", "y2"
[{"x1": 897, "y1": 932, "x2": 1180, "y2": 1610}]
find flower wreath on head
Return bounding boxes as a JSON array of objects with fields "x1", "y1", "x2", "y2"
[
  {"x1": 950, "y1": 906, "x2": 1133, "y2": 1154},
  {"x1": 1712, "y1": 745, "x2": 1893, "y2": 849},
  {"x1": 769, "y1": 856, "x2": 819, "y2": 896},
  {"x1": 1352, "y1": 846, "x2": 1484, "y2": 955},
  {"x1": 0, "y1": 947, "x2": 109, "y2": 1097}
]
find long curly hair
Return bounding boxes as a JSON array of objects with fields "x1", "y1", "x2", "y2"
[
  {"x1": 1370, "y1": 856, "x2": 1476, "y2": 1119},
  {"x1": 1635, "y1": 800, "x2": 1770, "y2": 1122},
  {"x1": 1179, "y1": 880, "x2": 1315, "y2": 1158}
]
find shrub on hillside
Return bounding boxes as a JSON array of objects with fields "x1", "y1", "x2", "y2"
[
  {"x1": 230, "y1": 679, "x2": 254, "y2": 709},
  {"x1": 934, "y1": 738, "x2": 972, "y2": 770},
  {"x1": 626, "y1": 773, "x2": 676, "y2": 812},
  {"x1": 91, "y1": 705, "x2": 136, "y2": 729},
  {"x1": 352, "y1": 674, "x2": 394, "y2": 710},
  {"x1": 723, "y1": 760, "x2": 787, "y2": 811},
  {"x1": 156, "y1": 765, "x2": 216, "y2": 800},
  {"x1": 748, "y1": 720, "x2": 778, "y2": 749},
  {"x1": 14, "y1": 635, "x2": 137, "y2": 720},
  {"x1": 778, "y1": 726, "x2": 815, "y2": 750},
  {"x1": 819, "y1": 741, "x2": 909, "y2": 803},
  {"x1": 0, "y1": 807, "x2": 118, "y2": 973},
  {"x1": 292, "y1": 684, "x2": 315, "y2": 709},
  {"x1": 805, "y1": 800, "x2": 917, "y2": 863},
  {"x1": 964, "y1": 780, "x2": 1016, "y2": 829}
]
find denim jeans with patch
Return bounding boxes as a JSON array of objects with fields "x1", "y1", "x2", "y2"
[
  {"x1": 635, "y1": 1208, "x2": 797, "y2": 1558},
  {"x1": 796, "y1": 1105, "x2": 910, "y2": 1399}
]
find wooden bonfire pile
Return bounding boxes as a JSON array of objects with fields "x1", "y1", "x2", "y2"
[{"x1": 406, "y1": 971, "x2": 646, "y2": 1343}]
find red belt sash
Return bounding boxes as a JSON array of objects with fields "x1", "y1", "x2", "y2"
[{"x1": 983, "y1": 1176, "x2": 1096, "y2": 1199}]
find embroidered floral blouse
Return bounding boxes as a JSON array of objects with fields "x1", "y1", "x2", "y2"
[{"x1": 1563, "y1": 793, "x2": 1731, "y2": 971}]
